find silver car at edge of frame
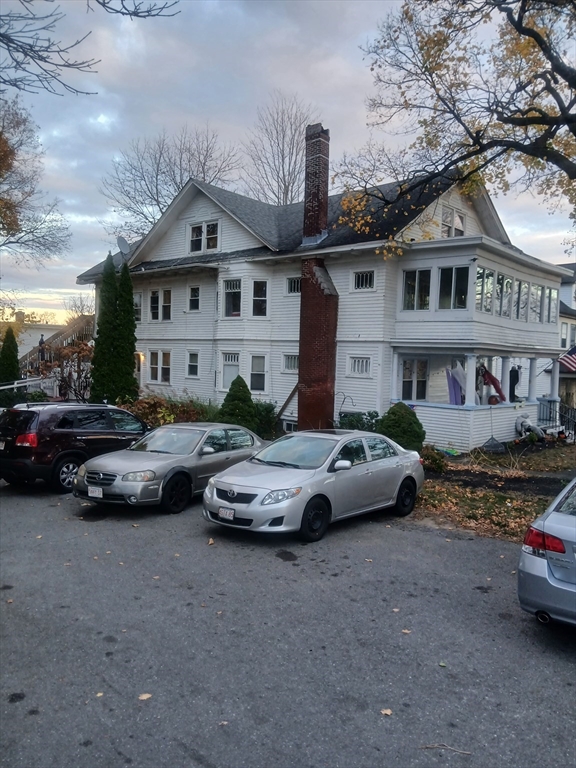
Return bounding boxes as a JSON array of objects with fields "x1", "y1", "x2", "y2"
[
  {"x1": 202, "y1": 429, "x2": 425, "y2": 542},
  {"x1": 73, "y1": 423, "x2": 267, "y2": 514},
  {"x1": 518, "y1": 476, "x2": 576, "y2": 627}
]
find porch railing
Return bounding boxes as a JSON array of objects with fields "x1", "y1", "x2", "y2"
[{"x1": 538, "y1": 399, "x2": 576, "y2": 442}]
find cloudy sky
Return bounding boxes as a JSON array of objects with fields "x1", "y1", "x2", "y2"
[{"x1": 3, "y1": 0, "x2": 573, "y2": 321}]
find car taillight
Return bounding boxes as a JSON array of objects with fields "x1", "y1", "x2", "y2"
[
  {"x1": 15, "y1": 432, "x2": 38, "y2": 448},
  {"x1": 523, "y1": 526, "x2": 566, "y2": 554}
]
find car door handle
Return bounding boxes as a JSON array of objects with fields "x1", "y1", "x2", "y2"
[{"x1": 363, "y1": 470, "x2": 373, "y2": 475}]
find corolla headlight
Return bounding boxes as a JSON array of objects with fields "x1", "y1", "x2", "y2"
[
  {"x1": 122, "y1": 470, "x2": 156, "y2": 482},
  {"x1": 77, "y1": 464, "x2": 86, "y2": 478},
  {"x1": 261, "y1": 488, "x2": 301, "y2": 505},
  {"x1": 205, "y1": 477, "x2": 215, "y2": 499}
]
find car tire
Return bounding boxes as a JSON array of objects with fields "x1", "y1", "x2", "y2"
[
  {"x1": 51, "y1": 456, "x2": 81, "y2": 493},
  {"x1": 393, "y1": 479, "x2": 416, "y2": 517},
  {"x1": 160, "y1": 474, "x2": 191, "y2": 514},
  {"x1": 298, "y1": 497, "x2": 331, "y2": 542}
]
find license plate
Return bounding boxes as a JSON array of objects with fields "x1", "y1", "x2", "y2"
[
  {"x1": 88, "y1": 486, "x2": 103, "y2": 498},
  {"x1": 0, "y1": 441, "x2": 4, "y2": 451},
  {"x1": 218, "y1": 506, "x2": 235, "y2": 520}
]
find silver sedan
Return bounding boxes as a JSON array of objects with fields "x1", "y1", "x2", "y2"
[
  {"x1": 73, "y1": 423, "x2": 266, "y2": 514},
  {"x1": 203, "y1": 429, "x2": 425, "y2": 541},
  {"x1": 518, "y1": 477, "x2": 576, "y2": 627}
]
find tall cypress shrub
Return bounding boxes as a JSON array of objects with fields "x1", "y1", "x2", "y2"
[
  {"x1": 0, "y1": 325, "x2": 20, "y2": 387},
  {"x1": 219, "y1": 375, "x2": 258, "y2": 432},
  {"x1": 115, "y1": 262, "x2": 139, "y2": 402},
  {"x1": 90, "y1": 253, "x2": 118, "y2": 403}
]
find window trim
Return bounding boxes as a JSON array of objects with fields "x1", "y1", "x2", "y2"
[
  {"x1": 187, "y1": 220, "x2": 220, "y2": 255},
  {"x1": 347, "y1": 355, "x2": 372, "y2": 378},
  {"x1": 187, "y1": 285, "x2": 200, "y2": 312},
  {"x1": 186, "y1": 350, "x2": 199, "y2": 378},
  {"x1": 441, "y1": 205, "x2": 466, "y2": 238},
  {"x1": 149, "y1": 288, "x2": 172, "y2": 322},
  {"x1": 148, "y1": 349, "x2": 171, "y2": 385},
  {"x1": 223, "y1": 278, "x2": 242, "y2": 319},
  {"x1": 251, "y1": 279, "x2": 268, "y2": 318},
  {"x1": 401, "y1": 358, "x2": 429, "y2": 401},
  {"x1": 438, "y1": 266, "x2": 469, "y2": 310},
  {"x1": 402, "y1": 268, "x2": 431, "y2": 311},
  {"x1": 249, "y1": 353, "x2": 267, "y2": 393},
  {"x1": 351, "y1": 270, "x2": 376, "y2": 292}
]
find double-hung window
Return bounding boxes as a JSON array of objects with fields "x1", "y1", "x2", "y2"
[
  {"x1": 222, "y1": 353, "x2": 239, "y2": 389},
  {"x1": 224, "y1": 280, "x2": 241, "y2": 317},
  {"x1": 133, "y1": 292, "x2": 142, "y2": 322},
  {"x1": 189, "y1": 221, "x2": 219, "y2": 253},
  {"x1": 188, "y1": 286, "x2": 200, "y2": 311},
  {"x1": 441, "y1": 206, "x2": 465, "y2": 238},
  {"x1": 149, "y1": 350, "x2": 171, "y2": 384},
  {"x1": 150, "y1": 289, "x2": 171, "y2": 321},
  {"x1": 252, "y1": 281, "x2": 268, "y2": 317},
  {"x1": 475, "y1": 267, "x2": 495, "y2": 314},
  {"x1": 250, "y1": 355, "x2": 266, "y2": 392},
  {"x1": 439, "y1": 267, "x2": 469, "y2": 309},
  {"x1": 187, "y1": 352, "x2": 199, "y2": 377},
  {"x1": 403, "y1": 269, "x2": 430, "y2": 310}
]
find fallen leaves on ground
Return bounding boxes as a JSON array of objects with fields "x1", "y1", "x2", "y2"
[
  {"x1": 401, "y1": 629, "x2": 411, "y2": 634},
  {"x1": 392, "y1": 608, "x2": 400, "y2": 613},
  {"x1": 96, "y1": 692, "x2": 103, "y2": 697},
  {"x1": 380, "y1": 709, "x2": 393, "y2": 716},
  {"x1": 208, "y1": 538, "x2": 215, "y2": 546},
  {"x1": 138, "y1": 693, "x2": 152, "y2": 701}
]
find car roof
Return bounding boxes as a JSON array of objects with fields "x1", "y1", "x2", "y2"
[
  {"x1": 300, "y1": 429, "x2": 371, "y2": 437},
  {"x1": 11, "y1": 402, "x2": 125, "y2": 411},
  {"x1": 154, "y1": 422, "x2": 253, "y2": 430}
]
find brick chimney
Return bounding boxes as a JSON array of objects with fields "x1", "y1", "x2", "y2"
[
  {"x1": 298, "y1": 124, "x2": 338, "y2": 430},
  {"x1": 302, "y1": 124, "x2": 330, "y2": 245}
]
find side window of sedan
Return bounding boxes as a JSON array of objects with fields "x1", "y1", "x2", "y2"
[
  {"x1": 227, "y1": 429, "x2": 254, "y2": 450},
  {"x1": 335, "y1": 439, "x2": 367, "y2": 466},
  {"x1": 203, "y1": 429, "x2": 228, "y2": 453},
  {"x1": 75, "y1": 410, "x2": 110, "y2": 430},
  {"x1": 110, "y1": 410, "x2": 144, "y2": 432},
  {"x1": 365, "y1": 437, "x2": 397, "y2": 460}
]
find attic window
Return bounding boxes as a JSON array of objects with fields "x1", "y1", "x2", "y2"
[
  {"x1": 189, "y1": 221, "x2": 219, "y2": 253},
  {"x1": 441, "y1": 207, "x2": 465, "y2": 238}
]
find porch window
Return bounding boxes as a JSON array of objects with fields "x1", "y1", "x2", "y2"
[
  {"x1": 513, "y1": 280, "x2": 529, "y2": 321},
  {"x1": 133, "y1": 292, "x2": 142, "y2": 322},
  {"x1": 438, "y1": 266, "x2": 469, "y2": 309},
  {"x1": 287, "y1": 277, "x2": 301, "y2": 294},
  {"x1": 222, "y1": 352, "x2": 240, "y2": 389},
  {"x1": 543, "y1": 287, "x2": 558, "y2": 323},
  {"x1": 571, "y1": 324, "x2": 576, "y2": 347},
  {"x1": 252, "y1": 280, "x2": 268, "y2": 317},
  {"x1": 402, "y1": 359, "x2": 428, "y2": 400},
  {"x1": 495, "y1": 273, "x2": 513, "y2": 318},
  {"x1": 529, "y1": 285, "x2": 543, "y2": 323},
  {"x1": 475, "y1": 267, "x2": 494, "y2": 313},
  {"x1": 441, "y1": 206, "x2": 465, "y2": 238},
  {"x1": 561, "y1": 323, "x2": 568, "y2": 348},
  {"x1": 250, "y1": 355, "x2": 266, "y2": 392},
  {"x1": 224, "y1": 280, "x2": 241, "y2": 317},
  {"x1": 403, "y1": 269, "x2": 430, "y2": 310}
]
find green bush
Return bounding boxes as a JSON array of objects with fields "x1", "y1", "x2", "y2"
[
  {"x1": 218, "y1": 375, "x2": 258, "y2": 433},
  {"x1": 377, "y1": 402, "x2": 426, "y2": 453},
  {"x1": 338, "y1": 410, "x2": 380, "y2": 432},
  {"x1": 27, "y1": 390, "x2": 49, "y2": 402},
  {"x1": 253, "y1": 400, "x2": 278, "y2": 439},
  {"x1": 420, "y1": 445, "x2": 447, "y2": 473}
]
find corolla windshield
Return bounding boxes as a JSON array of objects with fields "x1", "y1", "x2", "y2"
[
  {"x1": 129, "y1": 428, "x2": 203, "y2": 455},
  {"x1": 250, "y1": 434, "x2": 336, "y2": 469}
]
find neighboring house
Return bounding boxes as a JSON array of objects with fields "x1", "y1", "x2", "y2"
[
  {"x1": 78, "y1": 124, "x2": 571, "y2": 451},
  {"x1": 557, "y1": 263, "x2": 576, "y2": 407}
]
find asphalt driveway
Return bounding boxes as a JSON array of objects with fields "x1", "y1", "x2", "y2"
[{"x1": 1, "y1": 481, "x2": 574, "y2": 768}]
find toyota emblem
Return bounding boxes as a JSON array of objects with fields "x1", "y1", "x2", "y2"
[{"x1": 227, "y1": 489, "x2": 237, "y2": 499}]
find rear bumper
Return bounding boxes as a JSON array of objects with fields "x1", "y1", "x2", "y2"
[
  {"x1": 0, "y1": 457, "x2": 52, "y2": 483},
  {"x1": 518, "y1": 551, "x2": 576, "y2": 626}
]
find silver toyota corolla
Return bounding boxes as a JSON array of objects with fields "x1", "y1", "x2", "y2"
[
  {"x1": 518, "y1": 477, "x2": 576, "y2": 626},
  {"x1": 203, "y1": 429, "x2": 425, "y2": 541},
  {"x1": 73, "y1": 422, "x2": 266, "y2": 514}
]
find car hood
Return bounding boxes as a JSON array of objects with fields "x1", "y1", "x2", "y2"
[
  {"x1": 213, "y1": 459, "x2": 317, "y2": 490},
  {"x1": 84, "y1": 450, "x2": 188, "y2": 473}
]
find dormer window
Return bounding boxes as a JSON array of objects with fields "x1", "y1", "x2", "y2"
[
  {"x1": 441, "y1": 206, "x2": 465, "y2": 238},
  {"x1": 189, "y1": 221, "x2": 219, "y2": 253}
]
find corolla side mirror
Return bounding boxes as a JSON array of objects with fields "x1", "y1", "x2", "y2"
[
  {"x1": 334, "y1": 460, "x2": 352, "y2": 471},
  {"x1": 200, "y1": 446, "x2": 216, "y2": 455}
]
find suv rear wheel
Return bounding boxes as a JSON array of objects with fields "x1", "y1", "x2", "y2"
[{"x1": 52, "y1": 456, "x2": 82, "y2": 493}]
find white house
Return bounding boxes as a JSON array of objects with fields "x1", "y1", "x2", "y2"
[{"x1": 78, "y1": 124, "x2": 572, "y2": 451}]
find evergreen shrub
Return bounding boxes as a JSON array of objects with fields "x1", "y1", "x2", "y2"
[
  {"x1": 218, "y1": 375, "x2": 258, "y2": 433},
  {"x1": 377, "y1": 402, "x2": 426, "y2": 453}
]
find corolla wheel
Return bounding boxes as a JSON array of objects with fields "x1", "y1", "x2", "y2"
[
  {"x1": 394, "y1": 479, "x2": 416, "y2": 517},
  {"x1": 298, "y1": 498, "x2": 330, "y2": 542},
  {"x1": 52, "y1": 457, "x2": 80, "y2": 493},
  {"x1": 161, "y1": 475, "x2": 191, "y2": 514}
]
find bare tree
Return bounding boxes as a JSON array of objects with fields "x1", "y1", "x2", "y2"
[
  {"x1": 100, "y1": 124, "x2": 241, "y2": 239},
  {"x1": 63, "y1": 293, "x2": 95, "y2": 322},
  {"x1": 1, "y1": 0, "x2": 179, "y2": 96},
  {"x1": 0, "y1": 96, "x2": 70, "y2": 267},
  {"x1": 242, "y1": 91, "x2": 319, "y2": 205}
]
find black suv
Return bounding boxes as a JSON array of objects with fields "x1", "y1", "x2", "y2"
[{"x1": 0, "y1": 403, "x2": 148, "y2": 492}]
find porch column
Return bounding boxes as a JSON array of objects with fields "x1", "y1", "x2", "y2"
[
  {"x1": 501, "y1": 357, "x2": 511, "y2": 403},
  {"x1": 391, "y1": 352, "x2": 399, "y2": 400},
  {"x1": 465, "y1": 354, "x2": 477, "y2": 406},
  {"x1": 527, "y1": 358, "x2": 538, "y2": 402},
  {"x1": 550, "y1": 360, "x2": 560, "y2": 400}
]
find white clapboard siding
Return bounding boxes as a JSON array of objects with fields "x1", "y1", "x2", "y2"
[{"x1": 402, "y1": 188, "x2": 483, "y2": 242}]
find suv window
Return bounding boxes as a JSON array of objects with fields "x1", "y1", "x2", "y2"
[
  {"x1": 365, "y1": 436, "x2": 397, "y2": 460},
  {"x1": 110, "y1": 410, "x2": 143, "y2": 432},
  {"x1": 0, "y1": 410, "x2": 37, "y2": 433},
  {"x1": 227, "y1": 429, "x2": 253, "y2": 450},
  {"x1": 75, "y1": 411, "x2": 110, "y2": 430},
  {"x1": 56, "y1": 415, "x2": 75, "y2": 429}
]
